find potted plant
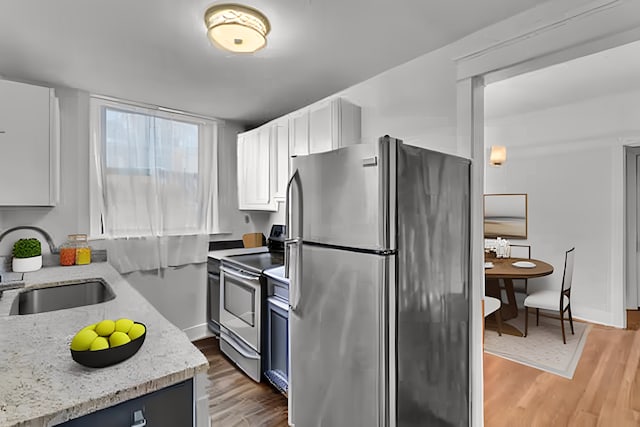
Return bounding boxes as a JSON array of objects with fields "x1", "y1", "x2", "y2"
[{"x1": 12, "y1": 238, "x2": 43, "y2": 272}]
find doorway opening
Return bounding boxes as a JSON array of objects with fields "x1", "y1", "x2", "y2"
[
  {"x1": 625, "y1": 145, "x2": 640, "y2": 321},
  {"x1": 482, "y1": 38, "x2": 640, "y2": 331}
]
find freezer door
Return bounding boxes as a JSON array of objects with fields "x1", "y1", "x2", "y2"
[
  {"x1": 289, "y1": 244, "x2": 390, "y2": 427},
  {"x1": 396, "y1": 145, "x2": 470, "y2": 426},
  {"x1": 291, "y1": 138, "x2": 396, "y2": 251}
]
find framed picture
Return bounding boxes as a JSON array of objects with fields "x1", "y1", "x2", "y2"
[{"x1": 484, "y1": 193, "x2": 528, "y2": 239}]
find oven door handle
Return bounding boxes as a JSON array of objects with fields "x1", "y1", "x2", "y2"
[
  {"x1": 220, "y1": 333, "x2": 260, "y2": 360},
  {"x1": 221, "y1": 266, "x2": 260, "y2": 282}
]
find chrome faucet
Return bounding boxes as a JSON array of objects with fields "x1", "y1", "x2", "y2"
[
  {"x1": 0, "y1": 281, "x2": 25, "y2": 298},
  {"x1": 0, "y1": 225, "x2": 59, "y2": 255},
  {"x1": 0, "y1": 226, "x2": 57, "y2": 296}
]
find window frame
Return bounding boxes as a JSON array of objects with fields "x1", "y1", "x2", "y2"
[{"x1": 89, "y1": 96, "x2": 221, "y2": 239}]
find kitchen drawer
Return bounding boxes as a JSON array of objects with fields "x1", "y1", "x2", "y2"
[
  {"x1": 220, "y1": 330, "x2": 261, "y2": 382},
  {"x1": 264, "y1": 266, "x2": 289, "y2": 302},
  {"x1": 60, "y1": 379, "x2": 193, "y2": 426},
  {"x1": 270, "y1": 279, "x2": 289, "y2": 301}
]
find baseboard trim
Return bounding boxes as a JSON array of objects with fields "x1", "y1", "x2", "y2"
[
  {"x1": 184, "y1": 323, "x2": 214, "y2": 342},
  {"x1": 626, "y1": 309, "x2": 640, "y2": 330}
]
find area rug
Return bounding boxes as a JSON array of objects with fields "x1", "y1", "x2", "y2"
[{"x1": 484, "y1": 309, "x2": 592, "y2": 379}]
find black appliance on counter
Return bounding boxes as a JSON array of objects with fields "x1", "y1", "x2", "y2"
[{"x1": 218, "y1": 225, "x2": 286, "y2": 383}]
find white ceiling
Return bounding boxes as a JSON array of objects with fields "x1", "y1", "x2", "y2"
[
  {"x1": 0, "y1": 0, "x2": 541, "y2": 126},
  {"x1": 486, "y1": 39, "x2": 640, "y2": 120}
]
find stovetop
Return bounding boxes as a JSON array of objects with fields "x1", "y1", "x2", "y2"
[{"x1": 222, "y1": 251, "x2": 285, "y2": 274}]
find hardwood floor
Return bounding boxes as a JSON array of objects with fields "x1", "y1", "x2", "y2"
[
  {"x1": 484, "y1": 324, "x2": 640, "y2": 426},
  {"x1": 627, "y1": 310, "x2": 640, "y2": 331},
  {"x1": 194, "y1": 337, "x2": 288, "y2": 427},
  {"x1": 195, "y1": 323, "x2": 640, "y2": 427}
]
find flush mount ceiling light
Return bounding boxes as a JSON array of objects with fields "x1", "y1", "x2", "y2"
[
  {"x1": 489, "y1": 145, "x2": 507, "y2": 166},
  {"x1": 204, "y1": 3, "x2": 270, "y2": 53}
]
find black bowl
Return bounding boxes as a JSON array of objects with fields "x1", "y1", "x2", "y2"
[{"x1": 71, "y1": 324, "x2": 146, "y2": 368}]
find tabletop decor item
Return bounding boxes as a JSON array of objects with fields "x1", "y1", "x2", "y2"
[
  {"x1": 512, "y1": 260, "x2": 537, "y2": 268},
  {"x1": 12, "y1": 238, "x2": 42, "y2": 272},
  {"x1": 70, "y1": 319, "x2": 146, "y2": 368}
]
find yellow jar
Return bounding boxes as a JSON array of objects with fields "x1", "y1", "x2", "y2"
[
  {"x1": 76, "y1": 247, "x2": 91, "y2": 265},
  {"x1": 74, "y1": 234, "x2": 91, "y2": 265}
]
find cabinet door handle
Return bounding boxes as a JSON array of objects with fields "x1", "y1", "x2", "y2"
[
  {"x1": 131, "y1": 409, "x2": 147, "y2": 427},
  {"x1": 0, "y1": 130, "x2": 6, "y2": 134}
]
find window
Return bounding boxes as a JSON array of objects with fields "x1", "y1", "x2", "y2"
[{"x1": 90, "y1": 97, "x2": 219, "y2": 239}]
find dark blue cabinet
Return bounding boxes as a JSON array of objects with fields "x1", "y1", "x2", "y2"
[
  {"x1": 60, "y1": 379, "x2": 193, "y2": 426},
  {"x1": 266, "y1": 297, "x2": 289, "y2": 383}
]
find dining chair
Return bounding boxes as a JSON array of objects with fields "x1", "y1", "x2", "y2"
[
  {"x1": 484, "y1": 296, "x2": 503, "y2": 336},
  {"x1": 510, "y1": 244, "x2": 532, "y2": 294},
  {"x1": 524, "y1": 247, "x2": 575, "y2": 344}
]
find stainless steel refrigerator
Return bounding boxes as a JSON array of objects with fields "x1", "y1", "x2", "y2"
[{"x1": 286, "y1": 136, "x2": 470, "y2": 427}]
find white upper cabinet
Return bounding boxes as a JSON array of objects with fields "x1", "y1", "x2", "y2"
[
  {"x1": 272, "y1": 118, "x2": 289, "y2": 201},
  {"x1": 309, "y1": 102, "x2": 333, "y2": 154},
  {"x1": 237, "y1": 118, "x2": 290, "y2": 211},
  {"x1": 0, "y1": 80, "x2": 59, "y2": 206},
  {"x1": 308, "y1": 98, "x2": 361, "y2": 154},
  {"x1": 237, "y1": 127, "x2": 274, "y2": 211},
  {"x1": 237, "y1": 97, "x2": 360, "y2": 211},
  {"x1": 289, "y1": 110, "x2": 309, "y2": 157}
]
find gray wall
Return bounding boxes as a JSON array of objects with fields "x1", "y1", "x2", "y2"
[
  {"x1": 0, "y1": 83, "x2": 269, "y2": 340},
  {"x1": 0, "y1": 87, "x2": 90, "y2": 254}
]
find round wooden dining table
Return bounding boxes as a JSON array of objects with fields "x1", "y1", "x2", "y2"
[{"x1": 485, "y1": 256, "x2": 554, "y2": 336}]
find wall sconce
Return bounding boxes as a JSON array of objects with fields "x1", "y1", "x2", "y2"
[
  {"x1": 489, "y1": 146, "x2": 507, "y2": 166},
  {"x1": 204, "y1": 4, "x2": 271, "y2": 54}
]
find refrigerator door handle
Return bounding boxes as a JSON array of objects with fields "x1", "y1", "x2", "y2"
[
  {"x1": 287, "y1": 239, "x2": 302, "y2": 312},
  {"x1": 284, "y1": 169, "x2": 301, "y2": 279},
  {"x1": 285, "y1": 237, "x2": 300, "y2": 308},
  {"x1": 284, "y1": 168, "x2": 303, "y2": 312}
]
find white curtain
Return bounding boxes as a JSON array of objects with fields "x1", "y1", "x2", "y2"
[{"x1": 91, "y1": 98, "x2": 218, "y2": 273}]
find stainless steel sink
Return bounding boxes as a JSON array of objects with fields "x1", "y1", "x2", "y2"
[{"x1": 9, "y1": 279, "x2": 116, "y2": 315}]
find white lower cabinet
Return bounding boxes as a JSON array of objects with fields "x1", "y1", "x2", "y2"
[{"x1": 0, "y1": 79, "x2": 59, "y2": 206}]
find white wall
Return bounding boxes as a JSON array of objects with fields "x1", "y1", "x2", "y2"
[
  {"x1": 336, "y1": 47, "x2": 461, "y2": 155},
  {"x1": 123, "y1": 264, "x2": 209, "y2": 341},
  {"x1": 485, "y1": 89, "x2": 640, "y2": 325}
]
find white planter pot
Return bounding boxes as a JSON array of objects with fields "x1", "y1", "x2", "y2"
[{"x1": 12, "y1": 255, "x2": 43, "y2": 273}]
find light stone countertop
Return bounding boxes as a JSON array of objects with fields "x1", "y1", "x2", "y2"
[
  {"x1": 0, "y1": 262, "x2": 208, "y2": 427},
  {"x1": 207, "y1": 246, "x2": 268, "y2": 261}
]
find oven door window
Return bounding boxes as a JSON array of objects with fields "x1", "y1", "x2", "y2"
[
  {"x1": 224, "y1": 277, "x2": 255, "y2": 327},
  {"x1": 220, "y1": 266, "x2": 262, "y2": 352}
]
